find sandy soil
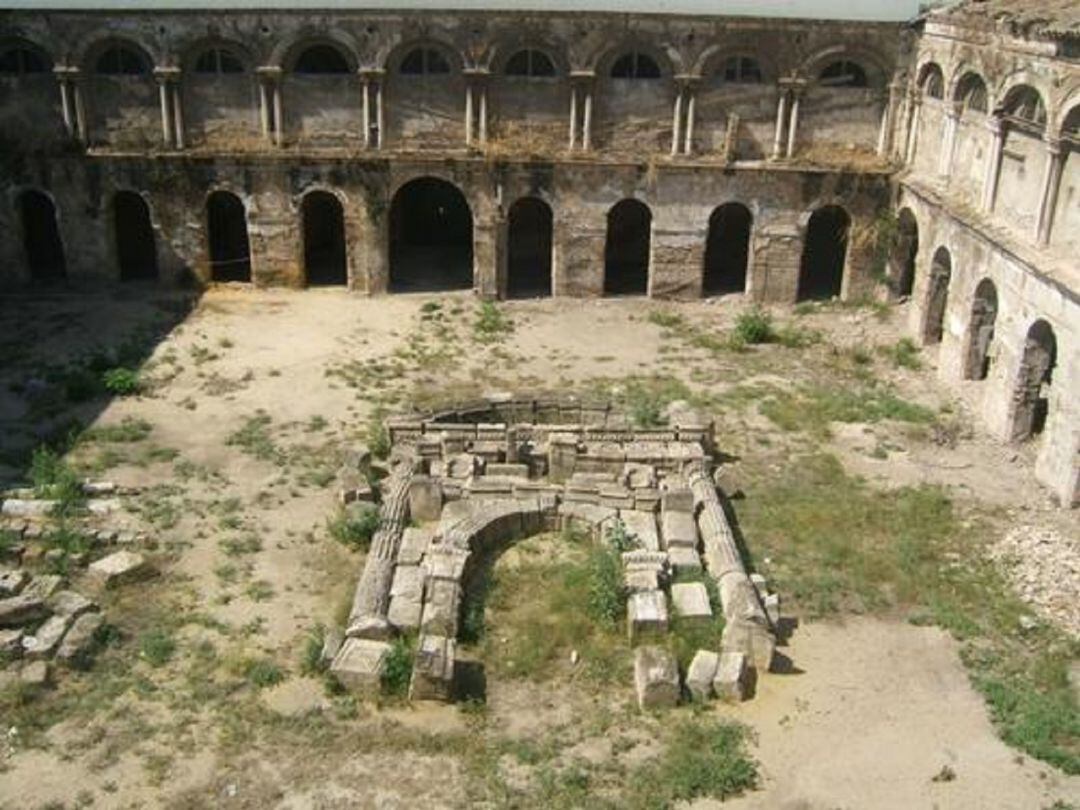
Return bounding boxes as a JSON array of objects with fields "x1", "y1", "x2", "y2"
[{"x1": 0, "y1": 288, "x2": 1076, "y2": 809}]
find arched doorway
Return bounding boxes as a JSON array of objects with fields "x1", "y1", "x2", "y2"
[
  {"x1": 302, "y1": 191, "x2": 347, "y2": 286},
  {"x1": 923, "y1": 247, "x2": 952, "y2": 344},
  {"x1": 1010, "y1": 320, "x2": 1056, "y2": 442},
  {"x1": 703, "y1": 203, "x2": 752, "y2": 296},
  {"x1": 891, "y1": 208, "x2": 919, "y2": 299},
  {"x1": 507, "y1": 197, "x2": 552, "y2": 298},
  {"x1": 604, "y1": 199, "x2": 651, "y2": 296},
  {"x1": 963, "y1": 279, "x2": 998, "y2": 381},
  {"x1": 18, "y1": 190, "x2": 66, "y2": 282},
  {"x1": 797, "y1": 206, "x2": 849, "y2": 302},
  {"x1": 389, "y1": 177, "x2": 473, "y2": 292},
  {"x1": 206, "y1": 191, "x2": 251, "y2": 283},
  {"x1": 113, "y1": 191, "x2": 158, "y2": 281}
]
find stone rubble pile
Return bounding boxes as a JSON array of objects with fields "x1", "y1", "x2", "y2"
[{"x1": 990, "y1": 525, "x2": 1080, "y2": 637}]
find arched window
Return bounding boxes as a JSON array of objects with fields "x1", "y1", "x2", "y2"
[
  {"x1": 400, "y1": 47, "x2": 451, "y2": 76},
  {"x1": 95, "y1": 45, "x2": 150, "y2": 76},
  {"x1": 195, "y1": 48, "x2": 244, "y2": 74},
  {"x1": 1063, "y1": 106, "x2": 1080, "y2": 144},
  {"x1": 920, "y1": 64, "x2": 944, "y2": 99},
  {"x1": 955, "y1": 72, "x2": 988, "y2": 114},
  {"x1": 721, "y1": 56, "x2": 762, "y2": 84},
  {"x1": 293, "y1": 45, "x2": 350, "y2": 75},
  {"x1": 819, "y1": 60, "x2": 868, "y2": 88},
  {"x1": 0, "y1": 45, "x2": 50, "y2": 75},
  {"x1": 1001, "y1": 85, "x2": 1046, "y2": 128},
  {"x1": 505, "y1": 49, "x2": 556, "y2": 78},
  {"x1": 610, "y1": 51, "x2": 661, "y2": 80}
]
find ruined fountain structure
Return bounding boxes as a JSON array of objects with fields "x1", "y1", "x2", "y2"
[{"x1": 331, "y1": 396, "x2": 778, "y2": 708}]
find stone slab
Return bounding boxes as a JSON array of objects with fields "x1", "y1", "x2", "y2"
[
  {"x1": 667, "y1": 545, "x2": 703, "y2": 573},
  {"x1": 409, "y1": 634, "x2": 455, "y2": 702},
  {"x1": 55, "y1": 612, "x2": 104, "y2": 666},
  {"x1": 408, "y1": 476, "x2": 443, "y2": 522},
  {"x1": 387, "y1": 594, "x2": 423, "y2": 631},
  {"x1": 633, "y1": 645, "x2": 680, "y2": 710},
  {"x1": 390, "y1": 565, "x2": 423, "y2": 600},
  {"x1": 661, "y1": 511, "x2": 699, "y2": 549},
  {"x1": 485, "y1": 463, "x2": 529, "y2": 479},
  {"x1": 87, "y1": 551, "x2": 153, "y2": 590},
  {"x1": 22, "y1": 574, "x2": 62, "y2": 600},
  {"x1": 620, "y1": 510, "x2": 660, "y2": 552},
  {"x1": 0, "y1": 594, "x2": 48, "y2": 629},
  {"x1": 47, "y1": 590, "x2": 96, "y2": 618},
  {"x1": 0, "y1": 628, "x2": 24, "y2": 657},
  {"x1": 687, "y1": 649, "x2": 720, "y2": 701},
  {"x1": 23, "y1": 613, "x2": 73, "y2": 660},
  {"x1": 624, "y1": 567, "x2": 661, "y2": 593},
  {"x1": 330, "y1": 638, "x2": 392, "y2": 693},
  {"x1": 671, "y1": 582, "x2": 713, "y2": 622},
  {"x1": 0, "y1": 568, "x2": 29, "y2": 597},
  {"x1": 714, "y1": 651, "x2": 749, "y2": 702},
  {"x1": 660, "y1": 487, "x2": 694, "y2": 514},
  {"x1": 397, "y1": 527, "x2": 434, "y2": 566},
  {"x1": 20, "y1": 660, "x2": 50, "y2": 687}
]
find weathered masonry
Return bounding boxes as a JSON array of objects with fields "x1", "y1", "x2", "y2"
[{"x1": 0, "y1": 1, "x2": 1076, "y2": 507}]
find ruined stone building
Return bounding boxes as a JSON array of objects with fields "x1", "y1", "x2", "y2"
[{"x1": 0, "y1": 0, "x2": 1076, "y2": 505}]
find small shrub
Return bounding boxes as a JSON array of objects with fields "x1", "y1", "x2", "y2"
[
  {"x1": 380, "y1": 636, "x2": 414, "y2": 697},
  {"x1": 29, "y1": 446, "x2": 84, "y2": 511},
  {"x1": 327, "y1": 505, "x2": 381, "y2": 551},
  {"x1": 367, "y1": 408, "x2": 391, "y2": 460},
  {"x1": 139, "y1": 629, "x2": 176, "y2": 667},
  {"x1": 732, "y1": 308, "x2": 775, "y2": 345},
  {"x1": 300, "y1": 625, "x2": 326, "y2": 675},
  {"x1": 243, "y1": 657, "x2": 285, "y2": 688},
  {"x1": 586, "y1": 547, "x2": 625, "y2": 628},
  {"x1": 473, "y1": 301, "x2": 514, "y2": 343},
  {"x1": 102, "y1": 367, "x2": 141, "y2": 396},
  {"x1": 886, "y1": 337, "x2": 922, "y2": 370},
  {"x1": 604, "y1": 519, "x2": 635, "y2": 553}
]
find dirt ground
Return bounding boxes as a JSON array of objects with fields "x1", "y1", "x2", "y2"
[{"x1": 0, "y1": 288, "x2": 1076, "y2": 809}]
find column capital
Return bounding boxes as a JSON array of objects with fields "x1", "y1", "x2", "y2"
[
  {"x1": 153, "y1": 66, "x2": 181, "y2": 83},
  {"x1": 985, "y1": 115, "x2": 1004, "y2": 135},
  {"x1": 569, "y1": 69, "x2": 596, "y2": 84},
  {"x1": 256, "y1": 66, "x2": 284, "y2": 80},
  {"x1": 674, "y1": 73, "x2": 702, "y2": 88},
  {"x1": 53, "y1": 65, "x2": 81, "y2": 80},
  {"x1": 1044, "y1": 135, "x2": 1063, "y2": 156},
  {"x1": 359, "y1": 67, "x2": 385, "y2": 79},
  {"x1": 778, "y1": 78, "x2": 808, "y2": 95},
  {"x1": 945, "y1": 100, "x2": 963, "y2": 120}
]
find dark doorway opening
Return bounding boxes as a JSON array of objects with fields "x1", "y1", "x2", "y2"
[
  {"x1": 923, "y1": 247, "x2": 952, "y2": 344},
  {"x1": 703, "y1": 203, "x2": 752, "y2": 296},
  {"x1": 1011, "y1": 320, "x2": 1056, "y2": 441},
  {"x1": 114, "y1": 191, "x2": 158, "y2": 281},
  {"x1": 19, "y1": 190, "x2": 66, "y2": 283},
  {"x1": 507, "y1": 197, "x2": 553, "y2": 298},
  {"x1": 302, "y1": 191, "x2": 348, "y2": 286},
  {"x1": 963, "y1": 279, "x2": 997, "y2": 381},
  {"x1": 390, "y1": 178, "x2": 473, "y2": 292},
  {"x1": 206, "y1": 191, "x2": 252, "y2": 283},
  {"x1": 892, "y1": 208, "x2": 918, "y2": 299},
  {"x1": 604, "y1": 199, "x2": 651, "y2": 296},
  {"x1": 797, "y1": 205, "x2": 850, "y2": 302}
]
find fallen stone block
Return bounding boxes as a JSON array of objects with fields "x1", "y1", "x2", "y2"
[
  {"x1": 409, "y1": 634, "x2": 455, "y2": 701},
  {"x1": 408, "y1": 476, "x2": 443, "y2": 522},
  {"x1": 722, "y1": 620, "x2": 776, "y2": 674},
  {"x1": 87, "y1": 499, "x2": 122, "y2": 516},
  {"x1": 0, "y1": 567, "x2": 29, "y2": 597},
  {"x1": 319, "y1": 626, "x2": 344, "y2": 668},
  {"x1": 634, "y1": 645, "x2": 680, "y2": 710},
  {"x1": 660, "y1": 487, "x2": 694, "y2": 514},
  {"x1": 330, "y1": 638, "x2": 392, "y2": 694},
  {"x1": 87, "y1": 551, "x2": 153, "y2": 590},
  {"x1": 667, "y1": 546, "x2": 703, "y2": 573},
  {"x1": 23, "y1": 613, "x2": 74, "y2": 660},
  {"x1": 390, "y1": 565, "x2": 423, "y2": 600},
  {"x1": 661, "y1": 511, "x2": 698, "y2": 549},
  {"x1": 47, "y1": 590, "x2": 97, "y2": 618},
  {"x1": 627, "y1": 589, "x2": 669, "y2": 643},
  {"x1": 1, "y1": 499, "x2": 57, "y2": 518},
  {"x1": 55, "y1": 612, "x2": 104, "y2": 666},
  {"x1": 419, "y1": 578, "x2": 462, "y2": 638},
  {"x1": 23, "y1": 574, "x2": 62, "y2": 600},
  {"x1": 397, "y1": 527, "x2": 433, "y2": 566},
  {"x1": 671, "y1": 582, "x2": 713, "y2": 623},
  {"x1": 0, "y1": 594, "x2": 48, "y2": 628},
  {"x1": 687, "y1": 650, "x2": 720, "y2": 701},
  {"x1": 20, "y1": 660, "x2": 51, "y2": 687},
  {"x1": 624, "y1": 566, "x2": 661, "y2": 593},
  {"x1": 714, "y1": 651, "x2": 750, "y2": 702},
  {"x1": 387, "y1": 594, "x2": 423, "y2": 631},
  {"x1": 485, "y1": 463, "x2": 529, "y2": 479},
  {"x1": 0, "y1": 628, "x2": 24, "y2": 657},
  {"x1": 620, "y1": 510, "x2": 660, "y2": 551}
]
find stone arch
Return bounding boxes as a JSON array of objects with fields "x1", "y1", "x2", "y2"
[
  {"x1": 83, "y1": 38, "x2": 154, "y2": 74},
  {"x1": 703, "y1": 202, "x2": 752, "y2": 296},
  {"x1": 384, "y1": 38, "x2": 464, "y2": 74},
  {"x1": 181, "y1": 38, "x2": 259, "y2": 147},
  {"x1": 593, "y1": 41, "x2": 678, "y2": 78},
  {"x1": 918, "y1": 61, "x2": 945, "y2": 99},
  {"x1": 797, "y1": 205, "x2": 850, "y2": 302},
  {"x1": 507, "y1": 196, "x2": 553, "y2": 299},
  {"x1": 996, "y1": 77, "x2": 1050, "y2": 130},
  {"x1": 182, "y1": 38, "x2": 253, "y2": 73},
  {"x1": 963, "y1": 278, "x2": 998, "y2": 381},
  {"x1": 800, "y1": 44, "x2": 887, "y2": 88},
  {"x1": 889, "y1": 207, "x2": 919, "y2": 299},
  {"x1": 693, "y1": 43, "x2": 777, "y2": 82},
  {"x1": 112, "y1": 190, "x2": 158, "y2": 282},
  {"x1": 268, "y1": 30, "x2": 362, "y2": 71},
  {"x1": 922, "y1": 246, "x2": 952, "y2": 345},
  {"x1": 953, "y1": 70, "x2": 990, "y2": 115},
  {"x1": 1058, "y1": 99, "x2": 1080, "y2": 140},
  {"x1": 389, "y1": 176, "x2": 474, "y2": 293},
  {"x1": 487, "y1": 32, "x2": 569, "y2": 76},
  {"x1": 1010, "y1": 319, "x2": 1057, "y2": 442},
  {"x1": 16, "y1": 188, "x2": 66, "y2": 283},
  {"x1": 75, "y1": 33, "x2": 161, "y2": 72},
  {"x1": 604, "y1": 198, "x2": 652, "y2": 296},
  {"x1": 205, "y1": 189, "x2": 251, "y2": 283},
  {"x1": 300, "y1": 189, "x2": 348, "y2": 287},
  {"x1": 0, "y1": 37, "x2": 54, "y2": 74}
]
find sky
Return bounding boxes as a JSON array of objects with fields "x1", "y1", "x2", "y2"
[{"x1": 0, "y1": 1, "x2": 924, "y2": 22}]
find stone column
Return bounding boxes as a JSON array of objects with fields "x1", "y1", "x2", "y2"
[
  {"x1": 785, "y1": 85, "x2": 803, "y2": 159},
  {"x1": 375, "y1": 72, "x2": 385, "y2": 149},
  {"x1": 170, "y1": 72, "x2": 185, "y2": 149},
  {"x1": 904, "y1": 93, "x2": 922, "y2": 165},
  {"x1": 258, "y1": 75, "x2": 272, "y2": 142},
  {"x1": 568, "y1": 83, "x2": 578, "y2": 150},
  {"x1": 771, "y1": 86, "x2": 789, "y2": 160},
  {"x1": 583, "y1": 79, "x2": 594, "y2": 152},
  {"x1": 257, "y1": 67, "x2": 283, "y2": 146},
  {"x1": 877, "y1": 79, "x2": 902, "y2": 157},
  {"x1": 1035, "y1": 136, "x2": 1064, "y2": 246},
  {"x1": 682, "y1": 79, "x2": 697, "y2": 156},
  {"x1": 670, "y1": 85, "x2": 683, "y2": 156},
  {"x1": 361, "y1": 71, "x2": 371, "y2": 149},
  {"x1": 273, "y1": 78, "x2": 284, "y2": 146},
  {"x1": 154, "y1": 68, "x2": 175, "y2": 148},
  {"x1": 479, "y1": 77, "x2": 489, "y2": 146},
  {"x1": 981, "y1": 116, "x2": 1004, "y2": 213},
  {"x1": 474, "y1": 209, "x2": 504, "y2": 300},
  {"x1": 939, "y1": 101, "x2": 961, "y2": 178},
  {"x1": 54, "y1": 67, "x2": 74, "y2": 137},
  {"x1": 464, "y1": 80, "x2": 474, "y2": 146},
  {"x1": 72, "y1": 73, "x2": 88, "y2": 145}
]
